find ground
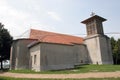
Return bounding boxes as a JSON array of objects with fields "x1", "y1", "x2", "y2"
[
  {"x1": 0, "y1": 72, "x2": 120, "y2": 79},
  {"x1": 1, "y1": 65, "x2": 120, "y2": 79}
]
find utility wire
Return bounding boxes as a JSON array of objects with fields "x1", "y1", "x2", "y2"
[{"x1": 13, "y1": 30, "x2": 120, "y2": 38}]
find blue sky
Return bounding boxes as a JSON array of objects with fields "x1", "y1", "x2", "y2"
[{"x1": 0, "y1": 0, "x2": 120, "y2": 39}]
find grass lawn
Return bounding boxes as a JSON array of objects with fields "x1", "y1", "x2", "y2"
[
  {"x1": 0, "y1": 77, "x2": 120, "y2": 80},
  {"x1": 10, "y1": 65, "x2": 120, "y2": 74}
]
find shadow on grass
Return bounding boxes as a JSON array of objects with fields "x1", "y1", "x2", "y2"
[
  {"x1": 46, "y1": 65, "x2": 87, "y2": 73},
  {"x1": 74, "y1": 65, "x2": 87, "y2": 69},
  {"x1": 0, "y1": 68, "x2": 9, "y2": 73}
]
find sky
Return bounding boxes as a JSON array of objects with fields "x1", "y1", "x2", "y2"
[{"x1": 0, "y1": 0, "x2": 120, "y2": 39}]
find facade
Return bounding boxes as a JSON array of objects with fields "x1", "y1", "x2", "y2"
[
  {"x1": 10, "y1": 39, "x2": 37, "y2": 70},
  {"x1": 81, "y1": 15, "x2": 113, "y2": 64},
  {"x1": 29, "y1": 42, "x2": 89, "y2": 71},
  {"x1": 10, "y1": 15, "x2": 113, "y2": 71},
  {"x1": 84, "y1": 34, "x2": 113, "y2": 64}
]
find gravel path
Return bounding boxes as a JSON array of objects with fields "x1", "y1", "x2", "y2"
[{"x1": 0, "y1": 72, "x2": 120, "y2": 79}]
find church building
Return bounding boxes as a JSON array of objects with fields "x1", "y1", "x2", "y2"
[{"x1": 10, "y1": 15, "x2": 113, "y2": 71}]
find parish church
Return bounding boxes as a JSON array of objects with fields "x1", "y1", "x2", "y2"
[{"x1": 10, "y1": 15, "x2": 113, "y2": 71}]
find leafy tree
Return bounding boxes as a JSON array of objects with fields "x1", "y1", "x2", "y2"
[
  {"x1": 110, "y1": 37, "x2": 116, "y2": 52},
  {"x1": 117, "y1": 39, "x2": 120, "y2": 64},
  {"x1": 110, "y1": 37, "x2": 117, "y2": 64},
  {"x1": 0, "y1": 23, "x2": 13, "y2": 70},
  {"x1": 110, "y1": 37, "x2": 120, "y2": 64}
]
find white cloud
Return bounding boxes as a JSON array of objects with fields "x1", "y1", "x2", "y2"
[
  {"x1": 0, "y1": 0, "x2": 54, "y2": 39},
  {"x1": 29, "y1": 20, "x2": 56, "y2": 31},
  {"x1": 48, "y1": 11, "x2": 62, "y2": 21},
  {"x1": 0, "y1": 0, "x2": 31, "y2": 37},
  {"x1": 0, "y1": 0, "x2": 61, "y2": 39}
]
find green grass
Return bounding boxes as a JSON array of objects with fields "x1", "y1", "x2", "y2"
[
  {"x1": 0, "y1": 77, "x2": 120, "y2": 80},
  {"x1": 9, "y1": 65, "x2": 120, "y2": 74}
]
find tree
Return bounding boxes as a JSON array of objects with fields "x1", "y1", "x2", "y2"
[
  {"x1": 110, "y1": 37, "x2": 116, "y2": 52},
  {"x1": 0, "y1": 23, "x2": 13, "y2": 70},
  {"x1": 117, "y1": 39, "x2": 120, "y2": 64},
  {"x1": 110, "y1": 37, "x2": 120, "y2": 64},
  {"x1": 110, "y1": 37, "x2": 117, "y2": 64}
]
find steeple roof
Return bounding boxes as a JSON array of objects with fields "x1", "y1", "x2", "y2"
[{"x1": 81, "y1": 15, "x2": 106, "y2": 24}]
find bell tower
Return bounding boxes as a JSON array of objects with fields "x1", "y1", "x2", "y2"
[
  {"x1": 81, "y1": 14, "x2": 113, "y2": 64},
  {"x1": 81, "y1": 15, "x2": 106, "y2": 36}
]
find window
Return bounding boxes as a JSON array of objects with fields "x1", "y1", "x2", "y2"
[
  {"x1": 34, "y1": 55, "x2": 37, "y2": 64},
  {"x1": 91, "y1": 25, "x2": 96, "y2": 34},
  {"x1": 87, "y1": 23, "x2": 96, "y2": 35}
]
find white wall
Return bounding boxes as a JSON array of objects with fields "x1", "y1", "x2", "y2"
[
  {"x1": 84, "y1": 35, "x2": 101, "y2": 64},
  {"x1": 30, "y1": 44, "x2": 40, "y2": 71}
]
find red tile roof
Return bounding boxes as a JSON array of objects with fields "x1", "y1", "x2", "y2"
[{"x1": 29, "y1": 29, "x2": 84, "y2": 45}]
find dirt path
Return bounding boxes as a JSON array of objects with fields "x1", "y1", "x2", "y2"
[{"x1": 0, "y1": 72, "x2": 120, "y2": 79}]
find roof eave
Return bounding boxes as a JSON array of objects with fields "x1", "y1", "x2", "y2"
[{"x1": 81, "y1": 15, "x2": 107, "y2": 24}]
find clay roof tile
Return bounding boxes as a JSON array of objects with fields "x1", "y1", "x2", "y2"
[{"x1": 30, "y1": 29, "x2": 83, "y2": 45}]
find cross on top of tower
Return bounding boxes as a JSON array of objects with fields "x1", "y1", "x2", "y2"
[{"x1": 90, "y1": 12, "x2": 95, "y2": 17}]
